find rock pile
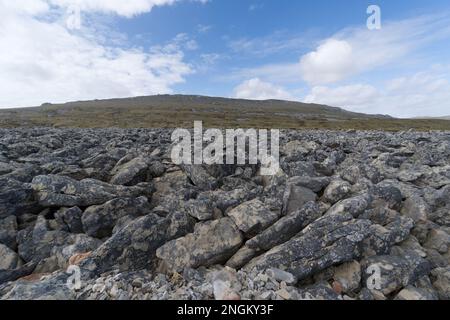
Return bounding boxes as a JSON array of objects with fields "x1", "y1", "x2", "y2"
[{"x1": 0, "y1": 128, "x2": 449, "y2": 300}]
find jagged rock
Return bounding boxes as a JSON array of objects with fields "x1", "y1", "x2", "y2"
[
  {"x1": 245, "y1": 213, "x2": 371, "y2": 280},
  {"x1": 156, "y1": 218, "x2": 243, "y2": 272},
  {"x1": 0, "y1": 178, "x2": 40, "y2": 218},
  {"x1": 54, "y1": 207, "x2": 83, "y2": 234},
  {"x1": 226, "y1": 245, "x2": 258, "y2": 270},
  {"x1": 283, "y1": 140, "x2": 319, "y2": 159},
  {"x1": 246, "y1": 202, "x2": 322, "y2": 251},
  {"x1": 401, "y1": 195, "x2": 430, "y2": 222},
  {"x1": 32, "y1": 175, "x2": 152, "y2": 207},
  {"x1": 333, "y1": 261, "x2": 361, "y2": 293},
  {"x1": 298, "y1": 282, "x2": 343, "y2": 300},
  {"x1": 227, "y1": 199, "x2": 280, "y2": 237},
  {"x1": 423, "y1": 229, "x2": 450, "y2": 254},
  {"x1": 110, "y1": 156, "x2": 151, "y2": 186},
  {"x1": 82, "y1": 197, "x2": 151, "y2": 238},
  {"x1": 80, "y1": 212, "x2": 194, "y2": 277},
  {"x1": 184, "y1": 197, "x2": 215, "y2": 221},
  {"x1": 362, "y1": 216, "x2": 414, "y2": 256},
  {"x1": 361, "y1": 252, "x2": 430, "y2": 295},
  {"x1": 0, "y1": 216, "x2": 18, "y2": 250},
  {"x1": 17, "y1": 216, "x2": 101, "y2": 266},
  {"x1": 395, "y1": 286, "x2": 438, "y2": 300},
  {"x1": 431, "y1": 267, "x2": 450, "y2": 299},
  {"x1": 322, "y1": 179, "x2": 351, "y2": 204},
  {"x1": 287, "y1": 176, "x2": 330, "y2": 193},
  {"x1": 0, "y1": 262, "x2": 37, "y2": 286},
  {"x1": 283, "y1": 184, "x2": 317, "y2": 215},
  {"x1": 212, "y1": 267, "x2": 241, "y2": 300},
  {"x1": 0, "y1": 244, "x2": 19, "y2": 270},
  {"x1": 1, "y1": 273, "x2": 74, "y2": 300},
  {"x1": 266, "y1": 268, "x2": 297, "y2": 285},
  {"x1": 326, "y1": 194, "x2": 371, "y2": 218},
  {"x1": 181, "y1": 165, "x2": 217, "y2": 190}
]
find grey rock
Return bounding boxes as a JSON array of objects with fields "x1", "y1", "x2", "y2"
[
  {"x1": 227, "y1": 199, "x2": 280, "y2": 237},
  {"x1": 322, "y1": 179, "x2": 351, "y2": 204},
  {"x1": 82, "y1": 197, "x2": 151, "y2": 238},
  {"x1": 245, "y1": 213, "x2": 371, "y2": 280},
  {"x1": 395, "y1": 286, "x2": 438, "y2": 300},
  {"x1": 110, "y1": 156, "x2": 151, "y2": 186},
  {"x1": 156, "y1": 218, "x2": 243, "y2": 272},
  {"x1": 431, "y1": 267, "x2": 450, "y2": 299},
  {"x1": 0, "y1": 216, "x2": 18, "y2": 250},
  {"x1": 54, "y1": 207, "x2": 83, "y2": 234},
  {"x1": 0, "y1": 244, "x2": 19, "y2": 270},
  {"x1": 283, "y1": 184, "x2": 317, "y2": 215},
  {"x1": 32, "y1": 175, "x2": 152, "y2": 207},
  {"x1": 326, "y1": 194, "x2": 371, "y2": 218},
  {"x1": 246, "y1": 202, "x2": 322, "y2": 251},
  {"x1": 288, "y1": 176, "x2": 330, "y2": 193}
]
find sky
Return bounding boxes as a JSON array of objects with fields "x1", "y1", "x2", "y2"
[{"x1": 1, "y1": 0, "x2": 450, "y2": 117}]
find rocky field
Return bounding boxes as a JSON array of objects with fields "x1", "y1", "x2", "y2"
[{"x1": 0, "y1": 128, "x2": 449, "y2": 300}]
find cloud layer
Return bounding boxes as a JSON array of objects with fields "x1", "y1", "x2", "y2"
[
  {"x1": 233, "y1": 78, "x2": 293, "y2": 101},
  {"x1": 0, "y1": 0, "x2": 195, "y2": 108}
]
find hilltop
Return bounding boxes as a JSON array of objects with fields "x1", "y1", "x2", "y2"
[{"x1": 0, "y1": 95, "x2": 449, "y2": 131}]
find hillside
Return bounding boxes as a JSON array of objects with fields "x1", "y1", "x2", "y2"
[{"x1": 0, "y1": 95, "x2": 449, "y2": 131}]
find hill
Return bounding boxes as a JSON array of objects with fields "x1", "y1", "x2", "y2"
[{"x1": 0, "y1": 95, "x2": 449, "y2": 131}]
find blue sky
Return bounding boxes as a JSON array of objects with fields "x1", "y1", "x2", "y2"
[{"x1": 1, "y1": 0, "x2": 450, "y2": 117}]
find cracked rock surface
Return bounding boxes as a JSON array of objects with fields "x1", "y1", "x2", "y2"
[{"x1": 0, "y1": 128, "x2": 449, "y2": 300}]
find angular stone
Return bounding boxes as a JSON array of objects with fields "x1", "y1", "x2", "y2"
[
  {"x1": 322, "y1": 179, "x2": 351, "y2": 204},
  {"x1": 82, "y1": 196, "x2": 151, "y2": 238},
  {"x1": 32, "y1": 175, "x2": 151, "y2": 207},
  {"x1": 333, "y1": 261, "x2": 361, "y2": 293},
  {"x1": 283, "y1": 184, "x2": 317, "y2": 215},
  {"x1": 80, "y1": 212, "x2": 194, "y2": 277},
  {"x1": 401, "y1": 196, "x2": 430, "y2": 222},
  {"x1": 110, "y1": 156, "x2": 151, "y2": 186},
  {"x1": 288, "y1": 175, "x2": 330, "y2": 193},
  {"x1": 245, "y1": 213, "x2": 371, "y2": 280},
  {"x1": 395, "y1": 286, "x2": 438, "y2": 300},
  {"x1": 0, "y1": 244, "x2": 19, "y2": 270},
  {"x1": 156, "y1": 218, "x2": 243, "y2": 272},
  {"x1": 431, "y1": 267, "x2": 450, "y2": 300},
  {"x1": 0, "y1": 216, "x2": 18, "y2": 250},
  {"x1": 227, "y1": 199, "x2": 280, "y2": 237},
  {"x1": 326, "y1": 194, "x2": 371, "y2": 218},
  {"x1": 54, "y1": 207, "x2": 83, "y2": 234},
  {"x1": 246, "y1": 202, "x2": 322, "y2": 251}
]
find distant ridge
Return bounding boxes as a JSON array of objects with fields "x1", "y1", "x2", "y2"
[{"x1": 1, "y1": 94, "x2": 449, "y2": 131}]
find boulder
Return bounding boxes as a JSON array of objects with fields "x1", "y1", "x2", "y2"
[
  {"x1": 245, "y1": 213, "x2": 371, "y2": 280},
  {"x1": 81, "y1": 196, "x2": 151, "y2": 238},
  {"x1": 0, "y1": 216, "x2": 18, "y2": 250},
  {"x1": 0, "y1": 244, "x2": 19, "y2": 270},
  {"x1": 322, "y1": 179, "x2": 351, "y2": 204},
  {"x1": 227, "y1": 199, "x2": 280, "y2": 237},
  {"x1": 31, "y1": 175, "x2": 151, "y2": 207},
  {"x1": 156, "y1": 218, "x2": 243, "y2": 272}
]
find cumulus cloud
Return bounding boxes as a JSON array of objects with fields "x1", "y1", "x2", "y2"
[
  {"x1": 304, "y1": 84, "x2": 378, "y2": 107},
  {"x1": 233, "y1": 78, "x2": 294, "y2": 101},
  {"x1": 299, "y1": 13, "x2": 450, "y2": 85},
  {"x1": 304, "y1": 69, "x2": 450, "y2": 117},
  {"x1": 0, "y1": 0, "x2": 194, "y2": 108}
]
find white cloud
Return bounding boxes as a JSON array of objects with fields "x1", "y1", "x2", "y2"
[
  {"x1": 304, "y1": 84, "x2": 378, "y2": 107},
  {"x1": 304, "y1": 69, "x2": 450, "y2": 117},
  {"x1": 229, "y1": 13, "x2": 450, "y2": 86},
  {"x1": 0, "y1": 0, "x2": 193, "y2": 108},
  {"x1": 233, "y1": 78, "x2": 294, "y2": 101},
  {"x1": 44, "y1": 0, "x2": 208, "y2": 18},
  {"x1": 299, "y1": 13, "x2": 450, "y2": 85},
  {"x1": 299, "y1": 39, "x2": 354, "y2": 85}
]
